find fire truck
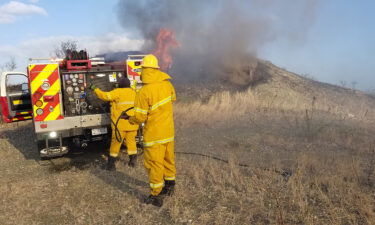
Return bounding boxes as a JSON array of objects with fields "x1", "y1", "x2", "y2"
[
  {"x1": 0, "y1": 72, "x2": 33, "y2": 122},
  {"x1": 0, "y1": 51, "x2": 144, "y2": 158}
]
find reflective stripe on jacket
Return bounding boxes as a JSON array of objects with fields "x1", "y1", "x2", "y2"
[
  {"x1": 94, "y1": 88, "x2": 139, "y2": 131},
  {"x1": 129, "y1": 68, "x2": 176, "y2": 146}
]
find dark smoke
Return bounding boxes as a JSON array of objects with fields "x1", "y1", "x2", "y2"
[{"x1": 117, "y1": 0, "x2": 318, "y2": 85}]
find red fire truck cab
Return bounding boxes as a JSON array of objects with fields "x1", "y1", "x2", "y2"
[{"x1": 0, "y1": 71, "x2": 33, "y2": 123}]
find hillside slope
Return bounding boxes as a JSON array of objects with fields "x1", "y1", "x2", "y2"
[
  {"x1": 0, "y1": 61, "x2": 374, "y2": 225},
  {"x1": 253, "y1": 60, "x2": 375, "y2": 119},
  {"x1": 175, "y1": 59, "x2": 375, "y2": 125}
]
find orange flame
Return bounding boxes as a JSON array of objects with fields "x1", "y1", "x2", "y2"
[{"x1": 152, "y1": 28, "x2": 180, "y2": 71}]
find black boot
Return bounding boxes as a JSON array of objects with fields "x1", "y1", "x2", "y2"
[
  {"x1": 128, "y1": 154, "x2": 137, "y2": 167},
  {"x1": 144, "y1": 195, "x2": 163, "y2": 207},
  {"x1": 160, "y1": 180, "x2": 175, "y2": 196},
  {"x1": 106, "y1": 156, "x2": 116, "y2": 171}
]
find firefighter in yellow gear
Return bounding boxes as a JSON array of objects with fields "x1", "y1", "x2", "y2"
[
  {"x1": 127, "y1": 54, "x2": 176, "y2": 207},
  {"x1": 90, "y1": 77, "x2": 139, "y2": 170}
]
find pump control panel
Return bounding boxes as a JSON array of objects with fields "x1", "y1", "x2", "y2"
[{"x1": 61, "y1": 70, "x2": 122, "y2": 116}]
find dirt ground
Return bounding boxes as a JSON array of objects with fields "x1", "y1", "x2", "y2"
[{"x1": 1, "y1": 103, "x2": 375, "y2": 225}]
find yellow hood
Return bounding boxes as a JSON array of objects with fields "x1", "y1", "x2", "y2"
[{"x1": 141, "y1": 68, "x2": 171, "y2": 84}]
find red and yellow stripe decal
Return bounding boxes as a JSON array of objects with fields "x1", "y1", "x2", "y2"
[
  {"x1": 28, "y1": 64, "x2": 64, "y2": 122},
  {"x1": 127, "y1": 60, "x2": 142, "y2": 78}
]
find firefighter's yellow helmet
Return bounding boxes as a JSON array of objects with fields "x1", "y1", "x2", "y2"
[{"x1": 142, "y1": 54, "x2": 160, "y2": 69}]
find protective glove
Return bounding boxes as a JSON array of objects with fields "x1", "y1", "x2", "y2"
[
  {"x1": 121, "y1": 112, "x2": 130, "y2": 120},
  {"x1": 89, "y1": 83, "x2": 97, "y2": 90}
]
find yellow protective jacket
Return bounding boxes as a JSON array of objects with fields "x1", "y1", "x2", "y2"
[
  {"x1": 94, "y1": 88, "x2": 139, "y2": 131},
  {"x1": 129, "y1": 68, "x2": 176, "y2": 147}
]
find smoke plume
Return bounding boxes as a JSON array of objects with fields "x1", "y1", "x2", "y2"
[{"x1": 117, "y1": 0, "x2": 318, "y2": 85}]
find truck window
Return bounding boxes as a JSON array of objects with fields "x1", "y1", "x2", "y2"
[{"x1": 6, "y1": 74, "x2": 29, "y2": 94}]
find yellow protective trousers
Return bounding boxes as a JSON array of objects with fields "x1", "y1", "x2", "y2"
[
  {"x1": 144, "y1": 141, "x2": 176, "y2": 196},
  {"x1": 109, "y1": 130, "x2": 138, "y2": 157}
]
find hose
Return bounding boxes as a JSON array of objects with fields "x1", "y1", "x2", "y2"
[
  {"x1": 98, "y1": 103, "x2": 122, "y2": 141},
  {"x1": 175, "y1": 151, "x2": 249, "y2": 167},
  {"x1": 98, "y1": 104, "x2": 134, "y2": 143},
  {"x1": 95, "y1": 93, "x2": 289, "y2": 177},
  {"x1": 114, "y1": 107, "x2": 134, "y2": 143},
  {"x1": 97, "y1": 104, "x2": 290, "y2": 177},
  {"x1": 98, "y1": 104, "x2": 145, "y2": 156},
  {"x1": 174, "y1": 151, "x2": 292, "y2": 179}
]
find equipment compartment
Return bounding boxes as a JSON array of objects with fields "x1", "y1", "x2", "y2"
[{"x1": 61, "y1": 70, "x2": 123, "y2": 117}]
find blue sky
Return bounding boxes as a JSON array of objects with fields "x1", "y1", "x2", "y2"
[
  {"x1": 260, "y1": 0, "x2": 375, "y2": 90},
  {"x1": 0, "y1": 0, "x2": 120, "y2": 43},
  {"x1": 0, "y1": 0, "x2": 142, "y2": 71},
  {"x1": 0, "y1": 0, "x2": 374, "y2": 90}
]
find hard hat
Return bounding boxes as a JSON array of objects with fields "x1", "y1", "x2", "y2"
[{"x1": 142, "y1": 54, "x2": 160, "y2": 69}]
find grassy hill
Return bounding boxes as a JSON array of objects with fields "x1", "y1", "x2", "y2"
[{"x1": 0, "y1": 60, "x2": 374, "y2": 225}]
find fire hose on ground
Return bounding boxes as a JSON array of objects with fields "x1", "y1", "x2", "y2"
[{"x1": 100, "y1": 105, "x2": 292, "y2": 179}]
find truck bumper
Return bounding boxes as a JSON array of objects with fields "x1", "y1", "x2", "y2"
[{"x1": 34, "y1": 114, "x2": 111, "y2": 139}]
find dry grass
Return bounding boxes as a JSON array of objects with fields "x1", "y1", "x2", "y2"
[
  {"x1": 171, "y1": 66, "x2": 375, "y2": 224},
  {"x1": 173, "y1": 99, "x2": 375, "y2": 224},
  {"x1": 1, "y1": 62, "x2": 375, "y2": 224},
  {"x1": 175, "y1": 77, "x2": 375, "y2": 127},
  {"x1": 2, "y1": 94, "x2": 374, "y2": 225}
]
